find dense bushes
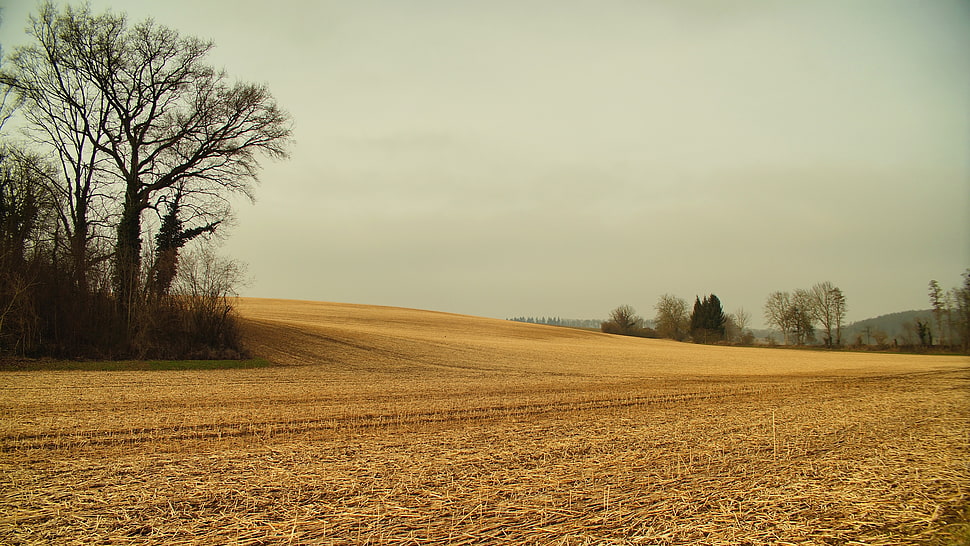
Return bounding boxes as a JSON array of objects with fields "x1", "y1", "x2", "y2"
[
  {"x1": 0, "y1": 227, "x2": 246, "y2": 360},
  {"x1": 0, "y1": 144, "x2": 246, "y2": 359}
]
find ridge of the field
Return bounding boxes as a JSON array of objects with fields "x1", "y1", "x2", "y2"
[{"x1": 236, "y1": 297, "x2": 966, "y2": 377}]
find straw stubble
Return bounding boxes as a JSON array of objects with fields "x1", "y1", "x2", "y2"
[{"x1": 1, "y1": 298, "x2": 967, "y2": 544}]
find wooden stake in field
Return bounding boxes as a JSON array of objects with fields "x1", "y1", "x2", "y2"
[{"x1": 772, "y1": 409, "x2": 778, "y2": 460}]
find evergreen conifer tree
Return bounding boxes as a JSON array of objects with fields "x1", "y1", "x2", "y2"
[{"x1": 690, "y1": 294, "x2": 726, "y2": 343}]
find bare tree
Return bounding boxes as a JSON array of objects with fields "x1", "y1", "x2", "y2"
[
  {"x1": 5, "y1": 4, "x2": 116, "y2": 291},
  {"x1": 0, "y1": 26, "x2": 16, "y2": 135},
  {"x1": 831, "y1": 286, "x2": 846, "y2": 347},
  {"x1": 602, "y1": 305, "x2": 643, "y2": 336},
  {"x1": 732, "y1": 307, "x2": 751, "y2": 344},
  {"x1": 173, "y1": 247, "x2": 248, "y2": 355},
  {"x1": 928, "y1": 280, "x2": 947, "y2": 347},
  {"x1": 802, "y1": 281, "x2": 846, "y2": 348},
  {"x1": 0, "y1": 145, "x2": 57, "y2": 265},
  {"x1": 899, "y1": 321, "x2": 916, "y2": 347},
  {"x1": 11, "y1": 3, "x2": 292, "y2": 324},
  {"x1": 764, "y1": 291, "x2": 794, "y2": 344},
  {"x1": 790, "y1": 289, "x2": 816, "y2": 345},
  {"x1": 953, "y1": 270, "x2": 970, "y2": 352},
  {"x1": 764, "y1": 290, "x2": 816, "y2": 345},
  {"x1": 0, "y1": 144, "x2": 58, "y2": 352},
  {"x1": 654, "y1": 294, "x2": 689, "y2": 341}
]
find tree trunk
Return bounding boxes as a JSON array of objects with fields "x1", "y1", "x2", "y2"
[
  {"x1": 68, "y1": 220, "x2": 87, "y2": 292},
  {"x1": 113, "y1": 193, "x2": 143, "y2": 324}
]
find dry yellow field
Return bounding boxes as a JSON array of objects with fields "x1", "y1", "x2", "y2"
[{"x1": 1, "y1": 297, "x2": 968, "y2": 545}]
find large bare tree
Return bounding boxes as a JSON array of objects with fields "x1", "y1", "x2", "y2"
[
  {"x1": 802, "y1": 281, "x2": 846, "y2": 348},
  {"x1": 764, "y1": 291, "x2": 794, "y2": 345},
  {"x1": 731, "y1": 307, "x2": 751, "y2": 343},
  {"x1": 5, "y1": 4, "x2": 116, "y2": 291},
  {"x1": 765, "y1": 290, "x2": 816, "y2": 345},
  {"x1": 601, "y1": 304, "x2": 644, "y2": 336},
  {"x1": 8, "y1": 3, "x2": 292, "y2": 324},
  {"x1": 654, "y1": 294, "x2": 689, "y2": 341}
]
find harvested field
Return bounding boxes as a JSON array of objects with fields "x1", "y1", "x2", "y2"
[{"x1": 1, "y1": 298, "x2": 968, "y2": 544}]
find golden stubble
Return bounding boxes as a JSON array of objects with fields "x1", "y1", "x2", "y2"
[{"x1": 1, "y1": 298, "x2": 967, "y2": 544}]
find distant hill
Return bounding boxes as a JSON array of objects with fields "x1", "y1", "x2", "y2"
[{"x1": 842, "y1": 309, "x2": 934, "y2": 344}]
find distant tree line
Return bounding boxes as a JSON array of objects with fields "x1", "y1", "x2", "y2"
[
  {"x1": 754, "y1": 273, "x2": 967, "y2": 352},
  {"x1": 508, "y1": 317, "x2": 602, "y2": 329},
  {"x1": 599, "y1": 283, "x2": 846, "y2": 348},
  {"x1": 600, "y1": 295, "x2": 754, "y2": 345},
  {"x1": 0, "y1": 3, "x2": 291, "y2": 359},
  {"x1": 650, "y1": 294, "x2": 753, "y2": 345},
  {"x1": 603, "y1": 285, "x2": 841, "y2": 346},
  {"x1": 535, "y1": 270, "x2": 969, "y2": 354},
  {"x1": 762, "y1": 271, "x2": 969, "y2": 353}
]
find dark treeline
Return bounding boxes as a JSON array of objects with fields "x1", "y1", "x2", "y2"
[{"x1": 0, "y1": 3, "x2": 291, "y2": 359}]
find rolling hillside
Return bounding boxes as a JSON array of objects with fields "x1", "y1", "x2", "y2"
[
  {"x1": 842, "y1": 309, "x2": 934, "y2": 342},
  {"x1": 236, "y1": 298, "x2": 963, "y2": 376}
]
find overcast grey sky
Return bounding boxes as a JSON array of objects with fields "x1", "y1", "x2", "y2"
[{"x1": 2, "y1": 1, "x2": 968, "y2": 326}]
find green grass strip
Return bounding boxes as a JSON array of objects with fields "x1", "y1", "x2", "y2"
[{"x1": 0, "y1": 358, "x2": 273, "y2": 371}]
